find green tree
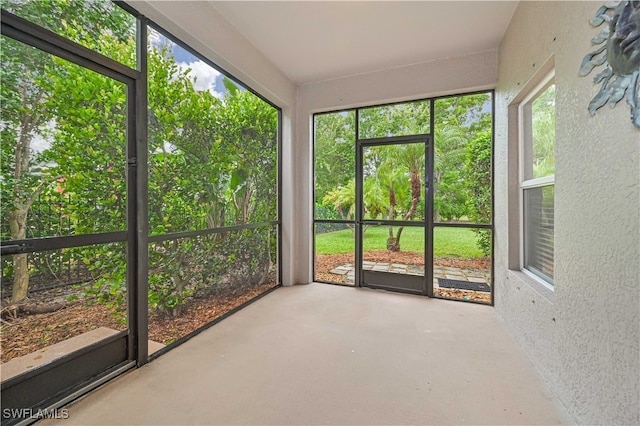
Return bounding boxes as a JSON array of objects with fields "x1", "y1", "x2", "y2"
[
  {"x1": 358, "y1": 101, "x2": 430, "y2": 139},
  {"x1": 145, "y1": 37, "x2": 277, "y2": 315},
  {"x1": 1, "y1": 5, "x2": 278, "y2": 315},
  {"x1": 531, "y1": 84, "x2": 556, "y2": 178},
  {"x1": 323, "y1": 180, "x2": 356, "y2": 221},
  {"x1": 0, "y1": 0, "x2": 134, "y2": 303},
  {"x1": 1, "y1": 36, "x2": 55, "y2": 303},
  {"x1": 433, "y1": 125, "x2": 468, "y2": 221},
  {"x1": 314, "y1": 111, "x2": 355, "y2": 217},
  {"x1": 217, "y1": 82, "x2": 278, "y2": 224},
  {"x1": 433, "y1": 94, "x2": 492, "y2": 222},
  {"x1": 147, "y1": 41, "x2": 224, "y2": 235},
  {"x1": 318, "y1": 92, "x2": 493, "y2": 253},
  {"x1": 465, "y1": 131, "x2": 492, "y2": 255},
  {"x1": 379, "y1": 143, "x2": 424, "y2": 251}
]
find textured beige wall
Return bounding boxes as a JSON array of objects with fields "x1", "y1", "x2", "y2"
[{"x1": 494, "y1": 2, "x2": 639, "y2": 424}]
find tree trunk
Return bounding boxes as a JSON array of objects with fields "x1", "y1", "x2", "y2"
[
  {"x1": 21, "y1": 300, "x2": 80, "y2": 314},
  {"x1": 242, "y1": 186, "x2": 252, "y2": 223},
  {"x1": 387, "y1": 236, "x2": 400, "y2": 252},
  {"x1": 388, "y1": 172, "x2": 422, "y2": 253},
  {"x1": 336, "y1": 206, "x2": 356, "y2": 236},
  {"x1": 9, "y1": 207, "x2": 29, "y2": 303},
  {"x1": 395, "y1": 226, "x2": 406, "y2": 247},
  {"x1": 433, "y1": 171, "x2": 442, "y2": 222},
  {"x1": 171, "y1": 275, "x2": 184, "y2": 318},
  {"x1": 11, "y1": 254, "x2": 29, "y2": 303},
  {"x1": 387, "y1": 189, "x2": 396, "y2": 247}
]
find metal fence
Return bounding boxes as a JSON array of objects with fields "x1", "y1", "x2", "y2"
[{"x1": 1, "y1": 194, "x2": 92, "y2": 300}]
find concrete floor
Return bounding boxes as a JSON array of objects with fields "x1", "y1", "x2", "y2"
[{"x1": 43, "y1": 284, "x2": 571, "y2": 425}]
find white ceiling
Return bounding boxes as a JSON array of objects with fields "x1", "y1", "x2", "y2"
[{"x1": 210, "y1": 1, "x2": 519, "y2": 85}]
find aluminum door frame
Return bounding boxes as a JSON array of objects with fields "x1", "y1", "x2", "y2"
[{"x1": 354, "y1": 131, "x2": 434, "y2": 297}]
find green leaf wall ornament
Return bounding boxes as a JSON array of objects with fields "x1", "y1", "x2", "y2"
[{"x1": 580, "y1": 0, "x2": 640, "y2": 128}]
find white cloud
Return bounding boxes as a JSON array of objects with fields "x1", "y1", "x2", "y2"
[
  {"x1": 148, "y1": 29, "x2": 173, "y2": 50},
  {"x1": 177, "y1": 60, "x2": 225, "y2": 99}
]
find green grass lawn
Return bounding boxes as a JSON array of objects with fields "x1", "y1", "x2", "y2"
[{"x1": 315, "y1": 226, "x2": 485, "y2": 258}]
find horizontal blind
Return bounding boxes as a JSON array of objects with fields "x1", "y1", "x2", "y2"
[{"x1": 524, "y1": 185, "x2": 554, "y2": 283}]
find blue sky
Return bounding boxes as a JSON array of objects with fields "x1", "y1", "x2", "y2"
[{"x1": 149, "y1": 28, "x2": 237, "y2": 99}]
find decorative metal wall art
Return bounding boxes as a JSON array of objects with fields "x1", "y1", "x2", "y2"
[{"x1": 580, "y1": 1, "x2": 640, "y2": 128}]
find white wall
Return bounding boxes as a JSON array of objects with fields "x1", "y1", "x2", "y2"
[
  {"x1": 126, "y1": 1, "x2": 299, "y2": 285},
  {"x1": 296, "y1": 50, "x2": 498, "y2": 284},
  {"x1": 494, "y1": 2, "x2": 639, "y2": 424}
]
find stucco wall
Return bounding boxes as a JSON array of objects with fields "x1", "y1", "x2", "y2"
[
  {"x1": 296, "y1": 50, "x2": 498, "y2": 284},
  {"x1": 494, "y1": 2, "x2": 639, "y2": 424}
]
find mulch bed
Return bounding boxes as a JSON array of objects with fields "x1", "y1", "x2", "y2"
[
  {"x1": 1, "y1": 302, "x2": 124, "y2": 363},
  {"x1": 315, "y1": 250, "x2": 492, "y2": 303},
  {"x1": 435, "y1": 288, "x2": 491, "y2": 303},
  {"x1": 148, "y1": 281, "x2": 277, "y2": 344},
  {"x1": 1, "y1": 281, "x2": 277, "y2": 363},
  {"x1": 315, "y1": 250, "x2": 490, "y2": 273}
]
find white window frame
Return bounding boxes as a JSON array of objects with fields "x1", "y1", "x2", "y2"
[{"x1": 518, "y1": 70, "x2": 555, "y2": 290}]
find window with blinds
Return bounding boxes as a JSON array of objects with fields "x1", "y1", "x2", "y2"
[
  {"x1": 524, "y1": 185, "x2": 554, "y2": 283},
  {"x1": 519, "y1": 72, "x2": 555, "y2": 288}
]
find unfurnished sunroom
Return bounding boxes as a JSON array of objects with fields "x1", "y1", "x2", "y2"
[{"x1": 0, "y1": 1, "x2": 638, "y2": 425}]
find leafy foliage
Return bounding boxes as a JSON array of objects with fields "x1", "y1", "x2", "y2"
[
  {"x1": 315, "y1": 93, "x2": 493, "y2": 252},
  {"x1": 314, "y1": 111, "x2": 355, "y2": 217},
  {"x1": 531, "y1": 84, "x2": 556, "y2": 179},
  {"x1": 1, "y1": 0, "x2": 135, "y2": 303},
  {"x1": 1, "y1": 4, "x2": 278, "y2": 315},
  {"x1": 358, "y1": 100, "x2": 431, "y2": 139},
  {"x1": 465, "y1": 131, "x2": 493, "y2": 255},
  {"x1": 433, "y1": 94, "x2": 492, "y2": 222}
]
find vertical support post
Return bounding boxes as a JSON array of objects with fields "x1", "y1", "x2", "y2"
[
  {"x1": 134, "y1": 17, "x2": 149, "y2": 366},
  {"x1": 426, "y1": 99, "x2": 435, "y2": 297},
  {"x1": 354, "y1": 110, "x2": 363, "y2": 287},
  {"x1": 277, "y1": 110, "x2": 283, "y2": 286},
  {"x1": 490, "y1": 90, "x2": 495, "y2": 307},
  {"x1": 126, "y1": 74, "x2": 137, "y2": 362},
  {"x1": 311, "y1": 113, "x2": 317, "y2": 283}
]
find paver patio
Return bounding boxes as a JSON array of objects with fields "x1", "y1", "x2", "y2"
[{"x1": 330, "y1": 261, "x2": 491, "y2": 290}]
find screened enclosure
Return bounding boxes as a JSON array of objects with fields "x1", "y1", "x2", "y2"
[
  {"x1": 0, "y1": 2, "x2": 280, "y2": 422},
  {"x1": 313, "y1": 93, "x2": 493, "y2": 303}
]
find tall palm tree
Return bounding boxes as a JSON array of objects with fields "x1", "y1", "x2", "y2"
[{"x1": 382, "y1": 144, "x2": 424, "y2": 251}]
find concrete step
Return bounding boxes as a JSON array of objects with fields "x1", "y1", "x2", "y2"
[{"x1": 1, "y1": 327, "x2": 164, "y2": 382}]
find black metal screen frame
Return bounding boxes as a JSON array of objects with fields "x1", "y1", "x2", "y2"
[
  {"x1": 1, "y1": 2, "x2": 284, "y2": 419},
  {"x1": 311, "y1": 109, "x2": 357, "y2": 287},
  {"x1": 357, "y1": 135, "x2": 431, "y2": 295},
  {"x1": 135, "y1": 14, "x2": 283, "y2": 358},
  {"x1": 312, "y1": 91, "x2": 495, "y2": 305},
  {"x1": 0, "y1": 9, "x2": 141, "y2": 423},
  {"x1": 122, "y1": 1, "x2": 284, "y2": 357}
]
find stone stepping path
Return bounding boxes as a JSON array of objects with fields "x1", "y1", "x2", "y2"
[{"x1": 329, "y1": 262, "x2": 490, "y2": 286}]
